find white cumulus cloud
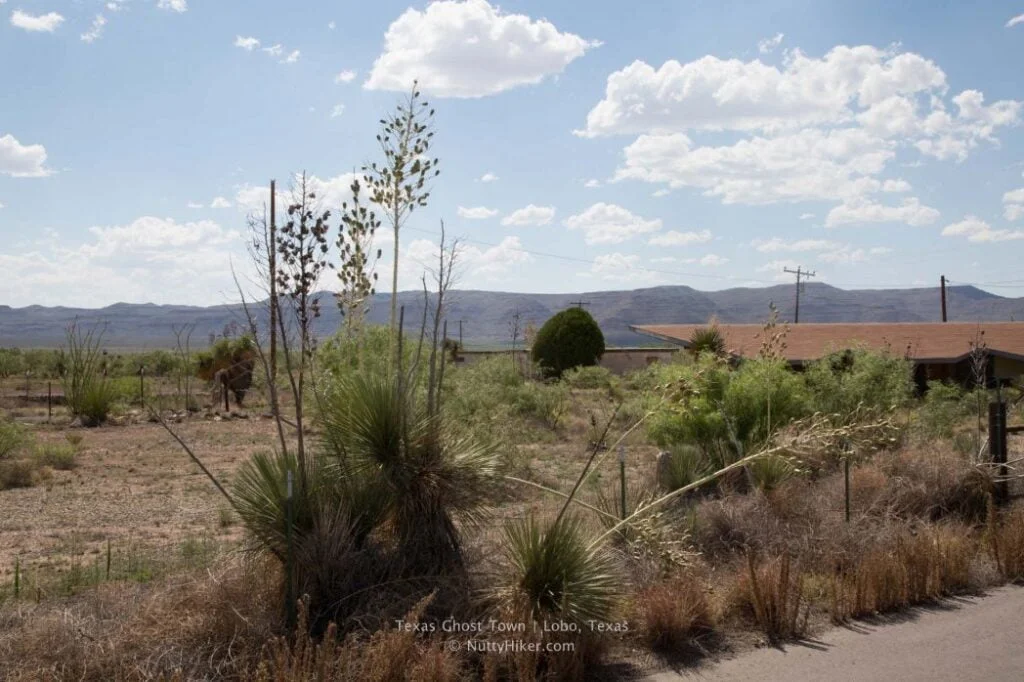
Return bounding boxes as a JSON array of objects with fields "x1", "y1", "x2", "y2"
[
  {"x1": 564, "y1": 203, "x2": 661, "y2": 244},
  {"x1": 157, "y1": 0, "x2": 187, "y2": 12},
  {"x1": 478, "y1": 172, "x2": 499, "y2": 183},
  {"x1": 365, "y1": 0, "x2": 599, "y2": 98},
  {"x1": 0, "y1": 134, "x2": 51, "y2": 177},
  {"x1": 647, "y1": 229, "x2": 712, "y2": 247},
  {"x1": 501, "y1": 204, "x2": 555, "y2": 226},
  {"x1": 758, "y1": 32, "x2": 784, "y2": 54},
  {"x1": 457, "y1": 206, "x2": 498, "y2": 220},
  {"x1": 234, "y1": 36, "x2": 259, "y2": 51},
  {"x1": 10, "y1": 9, "x2": 64, "y2": 32},
  {"x1": 825, "y1": 197, "x2": 940, "y2": 227},
  {"x1": 941, "y1": 216, "x2": 1024, "y2": 242},
  {"x1": 80, "y1": 14, "x2": 106, "y2": 43},
  {"x1": 1006, "y1": 13, "x2": 1024, "y2": 28},
  {"x1": 335, "y1": 69, "x2": 357, "y2": 84}
]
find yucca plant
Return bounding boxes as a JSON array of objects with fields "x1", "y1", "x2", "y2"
[
  {"x1": 659, "y1": 444, "x2": 713, "y2": 492},
  {"x1": 498, "y1": 513, "x2": 619, "y2": 626},
  {"x1": 318, "y1": 371, "x2": 499, "y2": 577},
  {"x1": 688, "y1": 325, "x2": 726, "y2": 358}
]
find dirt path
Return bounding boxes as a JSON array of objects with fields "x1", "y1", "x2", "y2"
[{"x1": 651, "y1": 586, "x2": 1024, "y2": 682}]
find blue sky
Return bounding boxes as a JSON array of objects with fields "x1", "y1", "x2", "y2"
[{"x1": 2, "y1": 0, "x2": 1024, "y2": 307}]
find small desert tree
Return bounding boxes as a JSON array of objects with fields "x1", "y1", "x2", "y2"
[
  {"x1": 531, "y1": 308, "x2": 605, "y2": 379},
  {"x1": 362, "y1": 81, "x2": 440, "y2": 334}
]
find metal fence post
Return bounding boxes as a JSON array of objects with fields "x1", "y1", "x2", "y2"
[
  {"x1": 989, "y1": 400, "x2": 1008, "y2": 505},
  {"x1": 844, "y1": 456, "x2": 851, "y2": 523},
  {"x1": 618, "y1": 445, "x2": 627, "y2": 520},
  {"x1": 285, "y1": 469, "x2": 295, "y2": 630}
]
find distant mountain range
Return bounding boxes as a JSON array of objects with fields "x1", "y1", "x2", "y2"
[{"x1": 1, "y1": 283, "x2": 1022, "y2": 349}]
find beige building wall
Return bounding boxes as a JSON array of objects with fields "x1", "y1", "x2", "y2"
[{"x1": 453, "y1": 348, "x2": 678, "y2": 375}]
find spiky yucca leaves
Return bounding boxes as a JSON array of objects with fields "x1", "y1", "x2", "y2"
[
  {"x1": 319, "y1": 372, "x2": 499, "y2": 577},
  {"x1": 687, "y1": 326, "x2": 726, "y2": 358},
  {"x1": 232, "y1": 449, "x2": 391, "y2": 631},
  {"x1": 499, "y1": 514, "x2": 618, "y2": 627}
]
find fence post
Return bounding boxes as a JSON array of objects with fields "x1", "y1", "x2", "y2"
[
  {"x1": 990, "y1": 399, "x2": 1009, "y2": 505},
  {"x1": 47, "y1": 382, "x2": 52, "y2": 421},
  {"x1": 618, "y1": 445, "x2": 627, "y2": 520},
  {"x1": 139, "y1": 366, "x2": 145, "y2": 410},
  {"x1": 106, "y1": 540, "x2": 111, "y2": 580},
  {"x1": 285, "y1": 469, "x2": 295, "y2": 630},
  {"x1": 844, "y1": 456, "x2": 851, "y2": 523}
]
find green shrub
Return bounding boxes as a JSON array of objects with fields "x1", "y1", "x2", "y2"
[
  {"x1": 647, "y1": 356, "x2": 808, "y2": 461},
  {"x1": 688, "y1": 326, "x2": 726, "y2": 358},
  {"x1": 747, "y1": 454, "x2": 800, "y2": 492},
  {"x1": 531, "y1": 308, "x2": 605, "y2": 379},
  {"x1": 33, "y1": 443, "x2": 77, "y2": 470},
  {"x1": 659, "y1": 444, "x2": 712, "y2": 492},
  {"x1": 562, "y1": 365, "x2": 614, "y2": 390},
  {"x1": 0, "y1": 459, "x2": 36, "y2": 489},
  {"x1": 804, "y1": 349, "x2": 913, "y2": 417},
  {"x1": 917, "y1": 381, "x2": 971, "y2": 440},
  {"x1": 518, "y1": 380, "x2": 571, "y2": 429},
  {"x1": 0, "y1": 420, "x2": 26, "y2": 459},
  {"x1": 78, "y1": 381, "x2": 117, "y2": 427}
]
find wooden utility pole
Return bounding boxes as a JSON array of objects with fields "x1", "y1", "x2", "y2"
[
  {"x1": 783, "y1": 266, "x2": 815, "y2": 324},
  {"x1": 569, "y1": 299, "x2": 591, "y2": 309},
  {"x1": 269, "y1": 180, "x2": 278, "y2": 411},
  {"x1": 940, "y1": 275, "x2": 948, "y2": 322}
]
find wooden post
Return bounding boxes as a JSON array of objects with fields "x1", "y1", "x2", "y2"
[
  {"x1": 844, "y1": 456, "x2": 851, "y2": 523},
  {"x1": 618, "y1": 445, "x2": 627, "y2": 520},
  {"x1": 285, "y1": 470, "x2": 295, "y2": 630},
  {"x1": 990, "y1": 400, "x2": 1009, "y2": 505},
  {"x1": 269, "y1": 179, "x2": 278, "y2": 415},
  {"x1": 940, "y1": 275, "x2": 947, "y2": 322},
  {"x1": 47, "y1": 381, "x2": 52, "y2": 421}
]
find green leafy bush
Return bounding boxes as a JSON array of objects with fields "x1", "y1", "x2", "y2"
[
  {"x1": 562, "y1": 365, "x2": 614, "y2": 390},
  {"x1": 33, "y1": 442, "x2": 77, "y2": 470},
  {"x1": 531, "y1": 308, "x2": 605, "y2": 379},
  {"x1": 916, "y1": 381, "x2": 972, "y2": 440},
  {"x1": 0, "y1": 420, "x2": 26, "y2": 459},
  {"x1": 78, "y1": 381, "x2": 117, "y2": 427},
  {"x1": 0, "y1": 459, "x2": 36, "y2": 490},
  {"x1": 804, "y1": 349, "x2": 913, "y2": 417}
]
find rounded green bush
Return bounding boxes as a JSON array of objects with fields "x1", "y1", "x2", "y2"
[{"x1": 530, "y1": 308, "x2": 605, "y2": 379}]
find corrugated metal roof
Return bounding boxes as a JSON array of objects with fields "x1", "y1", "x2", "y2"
[{"x1": 630, "y1": 322, "x2": 1024, "y2": 363}]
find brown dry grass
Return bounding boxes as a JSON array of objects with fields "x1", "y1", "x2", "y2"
[{"x1": 629, "y1": 571, "x2": 714, "y2": 654}]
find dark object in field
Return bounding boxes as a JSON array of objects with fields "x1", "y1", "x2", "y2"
[
  {"x1": 213, "y1": 360, "x2": 254, "y2": 406},
  {"x1": 196, "y1": 337, "x2": 255, "y2": 407}
]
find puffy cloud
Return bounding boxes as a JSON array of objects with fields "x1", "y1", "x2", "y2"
[
  {"x1": 0, "y1": 134, "x2": 51, "y2": 177},
  {"x1": 882, "y1": 178, "x2": 911, "y2": 192},
  {"x1": 700, "y1": 254, "x2": 729, "y2": 266},
  {"x1": 799, "y1": 213, "x2": 815, "y2": 220},
  {"x1": 941, "y1": 216, "x2": 1024, "y2": 242},
  {"x1": 579, "y1": 46, "x2": 946, "y2": 137},
  {"x1": 10, "y1": 9, "x2": 64, "y2": 32},
  {"x1": 758, "y1": 33, "x2": 784, "y2": 54},
  {"x1": 615, "y1": 128, "x2": 894, "y2": 205},
  {"x1": 235, "y1": 173, "x2": 359, "y2": 214},
  {"x1": 80, "y1": 14, "x2": 106, "y2": 43},
  {"x1": 1004, "y1": 188, "x2": 1024, "y2": 221},
  {"x1": 1008, "y1": 13, "x2": 1024, "y2": 28},
  {"x1": 825, "y1": 197, "x2": 940, "y2": 227},
  {"x1": 210, "y1": 196, "x2": 232, "y2": 209},
  {"x1": 478, "y1": 172, "x2": 499, "y2": 183},
  {"x1": 334, "y1": 69, "x2": 357, "y2": 84},
  {"x1": 0, "y1": 217, "x2": 246, "y2": 307},
  {"x1": 1003, "y1": 188, "x2": 1024, "y2": 204},
  {"x1": 365, "y1": 0, "x2": 599, "y2": 98},
  {"x1": 583, "y1": 179, "x2": 601, "y2": 188},
  {"x1": 234, "y1": 36, "x2": 259, "y2": 51},
  {"x1": 281, "y1": 50, "x2": 300, "y2": 65},
  {"x1": 457, "y1": 206, "x2": 498, "y2": 219},
  {"x1": 399, "y1": 235, "x2": 532, "y2": 284},
  {"x1": 330, "y1": 104, "x2": 345, "y2": 118},
  {"x1": 564, "y1": 203, "x2": 661, "y2": 244},
  {"x1": 647, "y1": 229, "x2": 712, "y2": 247},
  {"x1": 751, "y1": 237, "x2": 842, "y2": 252},
  {"x1": 501, "y1": 204, "x2": 554, "y2": 226},
  {"x1": 157, "y1": 0, "x2": 187, "y2": 12},
  {"x1": 588, "y1": 252, "x2": 661, "y2": 283}
]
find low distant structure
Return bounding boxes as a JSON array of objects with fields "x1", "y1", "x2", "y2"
[
  {"x1": 630, "y1": 322, "x2": 1024, "y2": 387},
  {"x1": 453, "y1": 347, "x2": 676, "y2": 375}
]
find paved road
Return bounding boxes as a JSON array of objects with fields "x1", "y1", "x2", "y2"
[{"x1": 652, "y1": 586, "x2": 1024, "y2": 682}]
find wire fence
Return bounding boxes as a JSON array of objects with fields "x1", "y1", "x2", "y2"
[{"x1": 1, "y1": 534, "x2": 229, "y2": 605}]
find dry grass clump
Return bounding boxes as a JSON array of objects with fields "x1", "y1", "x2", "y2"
[
  {"x1": 873, "y1": 446, "x2": 991, "y2": 523},
  {"x1": 0, "y1": 557, "x2": 278, "y2": 680},
  {"x1": 255, "y1": 593, "x2": 465, "y2": 682},
  {"x1": 989, "y1": 506, "x2": 1024, "y2": 582},
  {"x1": 736, "y1": 553, "x2": 808, "y2": 641},
  {"x1": 828, "y1": 524, "x2": 975, "y2": 622},
  {"x1": 630, "y1": 572, "x2": 714, "y2": 654}
]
